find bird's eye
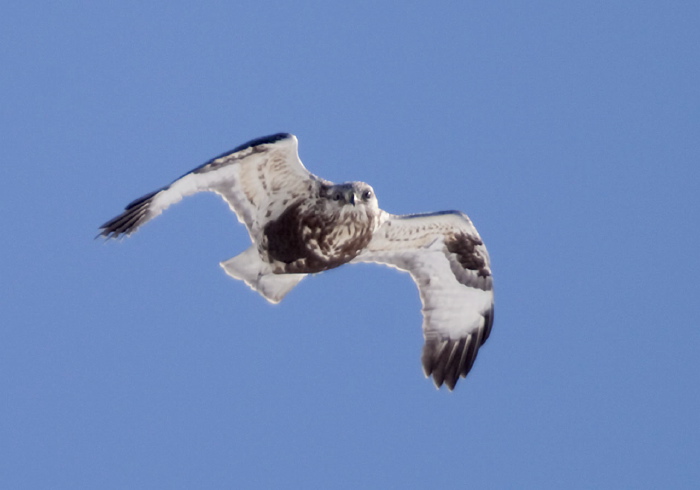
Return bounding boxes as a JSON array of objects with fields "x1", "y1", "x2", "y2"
[
  {"x1": 332, "y1": 192, "x2": 342, "y2": 201},
  {"x1": 362, "y1": 190, "x2": 372, "y2": 201}
]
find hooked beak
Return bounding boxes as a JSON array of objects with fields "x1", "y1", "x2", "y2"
[{"x1": 345, "y1": 190, "x2": 356, "y2": 206}]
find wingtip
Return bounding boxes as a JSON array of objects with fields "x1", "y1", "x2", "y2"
[
  {"x1": 98, "y1": 190, "x2": 158, "y2": 240},
  {"x1": 422, "y1": 333, "x2": 484, "y2": 391},
  {"x1": 95, "y1": 226, "x2": 134, "y2": 241},
  {"x1": 427, "y1": 372, "x2": 456, "y2": 391}
]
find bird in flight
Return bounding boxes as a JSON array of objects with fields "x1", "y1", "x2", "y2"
[{"x1": 99, "y1": 133, "x2": 494, "y2": 390}]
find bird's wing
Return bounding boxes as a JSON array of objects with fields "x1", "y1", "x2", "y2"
[
  {"x1": 98, "y1": 133, "x2": 326, "y2": 243},
  {"x1": 351, "y1": 211, "x2": 494, "y2": 390}
]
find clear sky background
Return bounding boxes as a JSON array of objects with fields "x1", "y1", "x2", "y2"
[{"x1": 2, "y1": 1, "x2": 699, "y2": 488}]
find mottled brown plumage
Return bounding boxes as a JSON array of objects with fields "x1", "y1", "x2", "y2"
[{"x1": 262, "y1": 183, "x2": 379, "y2": 274}]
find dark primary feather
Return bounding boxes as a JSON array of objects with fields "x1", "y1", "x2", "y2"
[
  {"x1": 98, "y1": 190, "x2": 160, "y2": 238},
  {"x1": 421, "y1": 305, "x2": 493, "y2": 390}
]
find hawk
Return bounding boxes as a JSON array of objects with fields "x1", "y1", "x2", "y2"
[{"x1": 99, "y1": 133, "x2": 494, "y2": 390}]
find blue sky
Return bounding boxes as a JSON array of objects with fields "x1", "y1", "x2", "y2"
[{"x1": 2, "y1": 1, "x2": 699, "y2": 488}]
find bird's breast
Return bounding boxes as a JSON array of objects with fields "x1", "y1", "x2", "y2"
[{"x1": 262, "y1": 202, "x2": 374, "y2": 274}]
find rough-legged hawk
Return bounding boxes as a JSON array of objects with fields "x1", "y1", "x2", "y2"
[{"x1": 99, "y1": 133, "x2": 494, "y2": 390}]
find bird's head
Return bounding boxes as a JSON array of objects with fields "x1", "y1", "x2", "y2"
[{"x1": 323, "y1": 182, "x2": 378, "y2": 214}]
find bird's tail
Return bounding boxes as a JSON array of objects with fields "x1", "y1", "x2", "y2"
[{"x1": 220, "y1": 246, "x2": 305, "y2": 304}]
